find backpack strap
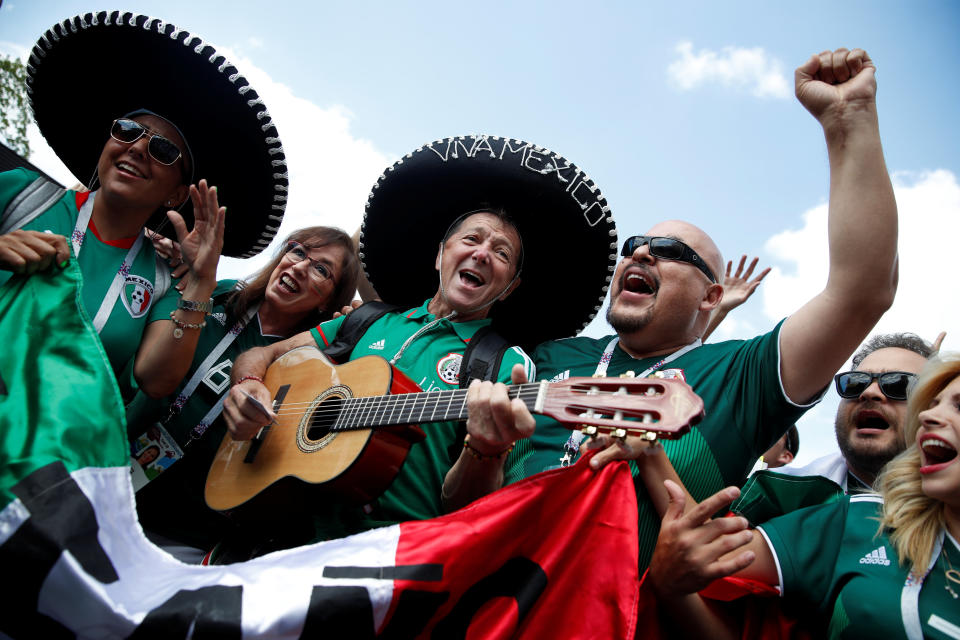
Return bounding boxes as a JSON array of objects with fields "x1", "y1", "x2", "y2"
[
  {"x1": 0, "y1": 176, "x2": 67, "y2": 235},
  {"x1": 322, "y1": 301, "x2": 400, "y2": 363},
  {"x1": 459, "y1": 325, "x2": 510, "y2": 388}
]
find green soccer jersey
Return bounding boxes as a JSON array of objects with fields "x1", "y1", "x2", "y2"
[
  {"x1": 512, "y1": 320, "x2": 817, "y2": 568},
  {"x1": 127, "y1": 280, "x2": 284, "y2": 549},
  {"x1": 0, "y1": 169, "x2": 168, "y2": 379},
  {"x1": 310, "y1": 299, "x2": 535, "y2": 528},
  {"x1": 761, "y1": 495, "x2": 960, "y2": 639}
]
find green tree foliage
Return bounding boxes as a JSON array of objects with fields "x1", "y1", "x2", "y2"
[{"x1": 0, "y1": 54, "x2": 31, "y2": 157}]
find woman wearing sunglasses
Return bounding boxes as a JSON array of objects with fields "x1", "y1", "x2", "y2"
[
  {"x1": 638, "y1": 354, "x2": 960, "y2": 639},
  {"x1": 0, "y1": 13, "x2": 287, "y2": 395},
  {"x1": 127, "y1": 227, "x2": 359, "y2": 562}
]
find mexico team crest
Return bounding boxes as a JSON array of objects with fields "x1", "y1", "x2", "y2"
[
  {"x1": 437, "y1": 353, "x2": 463, "y2": 385},
  {"x1": 121, "y1": 275, "x2": 155, "y2": 318}
]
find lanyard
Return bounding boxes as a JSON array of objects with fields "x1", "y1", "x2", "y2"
[
  {"x1": 560, "y1": 337, "x2": 701, "y2": 465},
  {"x1": 165, "y1": 303, "x2": 260, "y2": 445},
  {"x1": 72, "y1": 191, "x2": 146, "y2": 334},
  {"x1": 901, "y1": 530, "x2": 948, "y2": 640}
]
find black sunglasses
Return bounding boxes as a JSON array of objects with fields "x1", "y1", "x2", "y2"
[
  {"x1": 620, "y1": 235, "x2": 717, "y2": 283},
  {"x1": 110, "y1": 119, "x2": 183, "y2": 166},
  {"x1": 834, "y1": 371, "x2": 917, "y2": 401}
]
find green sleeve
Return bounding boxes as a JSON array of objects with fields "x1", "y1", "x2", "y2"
[
  {"x1": 732, "y1": 469, "x2": 845, "y2": 526},
  {"x1": 310, "y1": 314, "x2": 346, "y2": 350},
  {"x1": 759, "y1": 497, "x2": 851, "y2": 612}
]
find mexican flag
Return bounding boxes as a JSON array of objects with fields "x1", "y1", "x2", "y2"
[{"x1": 0, "y1": 264, "x2": 640, "y2": 638}]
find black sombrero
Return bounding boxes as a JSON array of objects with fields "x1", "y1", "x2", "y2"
[
  {"x1": 26, "y1": 11, "x2": 287, "y2": 258},
  {"x1": 359, "y1": 135, "x2": 618, "y2": 350}
]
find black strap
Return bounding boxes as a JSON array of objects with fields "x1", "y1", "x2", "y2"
[
  {"x1": 458, "y1": 325, "x2": 510, "y2": 388},
  {"x1": 322, "y1": 301, "x2": 400, "y2": 363}
]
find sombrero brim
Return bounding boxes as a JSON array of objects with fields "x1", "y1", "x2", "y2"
[
  {"x1": 26, "y1": 11, "x2": 287, "y2": 258},
  {"x1": 359, "y1": 135, "x2": 618, "y2": 351}
]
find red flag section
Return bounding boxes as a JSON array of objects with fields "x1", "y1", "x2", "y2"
[{"x1": 382, "y1": 454, "x2": 640, "y2": 638}]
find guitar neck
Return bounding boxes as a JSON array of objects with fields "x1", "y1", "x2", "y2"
[{"x1": 332, "y1": 383, "x2": 544, "y2": 431}]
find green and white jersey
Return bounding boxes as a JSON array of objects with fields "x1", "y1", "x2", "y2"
[
  {"x1": 310, "y1": 298, "x2": 535, "y2": 527},
  {"x1": 761, "y1": 495, "x2": 960, "y2": 640},
  {"x1": 511, "y1": 320, "x2": 817, "y2": 568},
  {"x1": 127, "y1": 280, "x2": 283, "y2": 549},
  {"x1": 0, "y1": 169, "x2": 167, "y2": 379}
]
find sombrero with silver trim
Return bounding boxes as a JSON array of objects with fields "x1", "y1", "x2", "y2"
[
  {"x1": 26, "y1": 11, "x2": 286, "y2": 258},
  {"x1": 359, "y1": 135, "x2": 618, "y2": 350}
]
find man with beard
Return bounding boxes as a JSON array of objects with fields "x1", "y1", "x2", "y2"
[
  {"x1": 760, "y1": 333, "x2": 932, "y2": 494},
  {"x1": 459, "y1": 47, "x2": 900, "y2": 569}
]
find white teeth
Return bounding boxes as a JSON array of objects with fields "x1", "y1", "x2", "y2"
[
  {"x1": 279, "y1": 274, "x2": 298, "y2": 291},
  {"x1": 117, "y1": 161, "x2": 144, "y2": 178},
  {"x1": 922, "y1": 439, "x2": 957, "y2": 452}
]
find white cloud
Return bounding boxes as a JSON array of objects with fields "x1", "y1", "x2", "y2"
[
  {"x1": 762, "y1": 169, "x2": 960, "y2": 354},
  {"x1": 213, "y1": 49, "x2": 392, "y2": 281},
  {"x1": 667, "y1": 41, "x2": 791, "y2": 99}
]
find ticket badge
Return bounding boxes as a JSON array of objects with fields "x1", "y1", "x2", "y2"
[{"x1": 129, "y1": 423, "x2": 184, "y2": 492}]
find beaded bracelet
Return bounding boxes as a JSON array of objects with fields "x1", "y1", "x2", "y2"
[
  {"x1": 235, "y1": 375, "x2": 265, "y2": 386},
  {"x1": 463, "y1": 437, "x2": 514, "y2": 461},
  {"x1": 169, "y1": 310, "x2": 206, "y2": 339}
]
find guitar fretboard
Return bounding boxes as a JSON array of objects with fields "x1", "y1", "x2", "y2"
[{"x1": 328, "y1": 382, "x2": 545, "y2": 431}]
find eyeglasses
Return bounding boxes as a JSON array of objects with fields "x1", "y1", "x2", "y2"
[
  {"x1": 620, "y1": 235, "x2": 717, "y2": 283},
  {"x1": 110, "y1": 119, "x2": 183, "y2": 166},
  {"x1": 283, "y1": 241, "x2": 337, "y2": 285},
  {"x1": 834, "y1": 371, "x2": 917, "y2": 401}
]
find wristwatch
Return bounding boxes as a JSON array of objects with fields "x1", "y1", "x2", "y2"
[{"x1": 177, "y1": 297, "x2": 214, "y2": 314}]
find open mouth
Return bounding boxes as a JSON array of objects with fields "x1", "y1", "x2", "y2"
[
  {"x1": 854, "y1": 413, "x2": 890, "y2": 431},
  {"x1": 278, "y1": 273, "x2": 299, "y2": 293},
  {"x1": 920, "y1": 436, "x2": 958, "y2": 469},
  {"x1": 116, "y1": 161, "x2": 145, "y2": 178},
  {"x1": 459, "y1": 270, "x2": 485, "y2": 288},
  {"x1": 623, "y1": 270, "x2": 656, "y2": 295}
]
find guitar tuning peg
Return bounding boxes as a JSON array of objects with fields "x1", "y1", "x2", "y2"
[
  {"x1": 620, "y1": 370, "x2": 636, "y2": 378},
  {"x1": 641, "y1": 431, "x2": 658, "y2": 442},
  {"x1": 581, "y1": 425, "x2": 597, "y2": 436},
  {"x1": 613, "y1": 428, "x2": 627, "y2": 439}
]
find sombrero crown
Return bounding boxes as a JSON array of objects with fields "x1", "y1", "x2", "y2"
[
  {"x1": 359, "y1": 134, "x2": 618, "y2": 351},
  {"x1": 26, "y1": 11, "x2": 287, "y2": 258}
]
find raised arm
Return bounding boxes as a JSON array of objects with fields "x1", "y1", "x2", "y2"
[
  {"x1": 133, "y1": 180, "x2": 225, "y2": 397},
  {"x1": 780, "y1": 48, "x2": 898, "y2": 403},
  {"x1": 702, "y1": 255, "x2": 770, "y2": 342}
]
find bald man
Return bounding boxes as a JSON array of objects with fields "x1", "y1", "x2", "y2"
[{"x1": 455, "y1": 47, "x2": 898, "y2": 569}]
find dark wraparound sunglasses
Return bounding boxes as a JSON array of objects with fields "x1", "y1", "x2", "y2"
[
  {"x1": 110, "y1": 118, "x2": 183, "y2": 166},
  {"x1": 620, "y1": 235, "x2": 717, "y2": 283},
  {"x1": 834, "y1": 371, "x2": 917, "y2": 401}
]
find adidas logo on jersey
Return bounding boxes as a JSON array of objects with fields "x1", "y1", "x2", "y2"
[
  {"x1": 859, "y1": 546, "x2": 891, "y2": 566},
  {"x1": 549, "y1": 370, "x2": 570, "y2": 383},
  {"x1": 369, "y1": 339, "x2": 386, "y2": 351}
]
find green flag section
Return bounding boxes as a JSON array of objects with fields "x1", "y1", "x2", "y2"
[{"x1": 0, "y1": 261, "x2": 128, "y2": 508}]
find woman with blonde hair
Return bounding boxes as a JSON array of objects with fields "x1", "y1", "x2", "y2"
[{"x1": 640, "y1": 353, "x2": 960, "y2": 639}]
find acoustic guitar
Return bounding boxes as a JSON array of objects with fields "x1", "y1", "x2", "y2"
[{"x1": 205, "y1": 346, "x2": 704, "y2": 515}]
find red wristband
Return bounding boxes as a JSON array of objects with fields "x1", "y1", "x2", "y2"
[{"x1": 235, "y1": 375, "x2": 265, "y2": 386}]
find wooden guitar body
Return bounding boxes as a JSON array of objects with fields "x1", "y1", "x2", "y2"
[{"x1": 205, "y1": 347, "x2": 425, "y2": 515}]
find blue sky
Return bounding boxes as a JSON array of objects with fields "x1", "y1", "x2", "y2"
[{"x1": 2, "y1": 1, "x2": 958, "y2": 465}]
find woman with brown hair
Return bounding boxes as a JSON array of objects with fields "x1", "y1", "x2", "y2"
[{"x1": 128, "y1": 226, "x2": 359, "y2": 562}]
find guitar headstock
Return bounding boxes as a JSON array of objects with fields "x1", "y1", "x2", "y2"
[{"x1": 539, "y1": 375, "x2": 704, "y2": 440}]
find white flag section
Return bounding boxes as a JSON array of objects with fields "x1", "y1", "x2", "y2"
[{"x1": 3, "y1": 466, "x2": 399, "y2": 638}]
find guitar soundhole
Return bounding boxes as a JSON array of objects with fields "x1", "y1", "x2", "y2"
[
  {"x1": 296, "y1": 384, "x2": 351, "y2": 453},
  {"x1": 306, "y1": 396, "x2": 340, "y2": 440}
]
